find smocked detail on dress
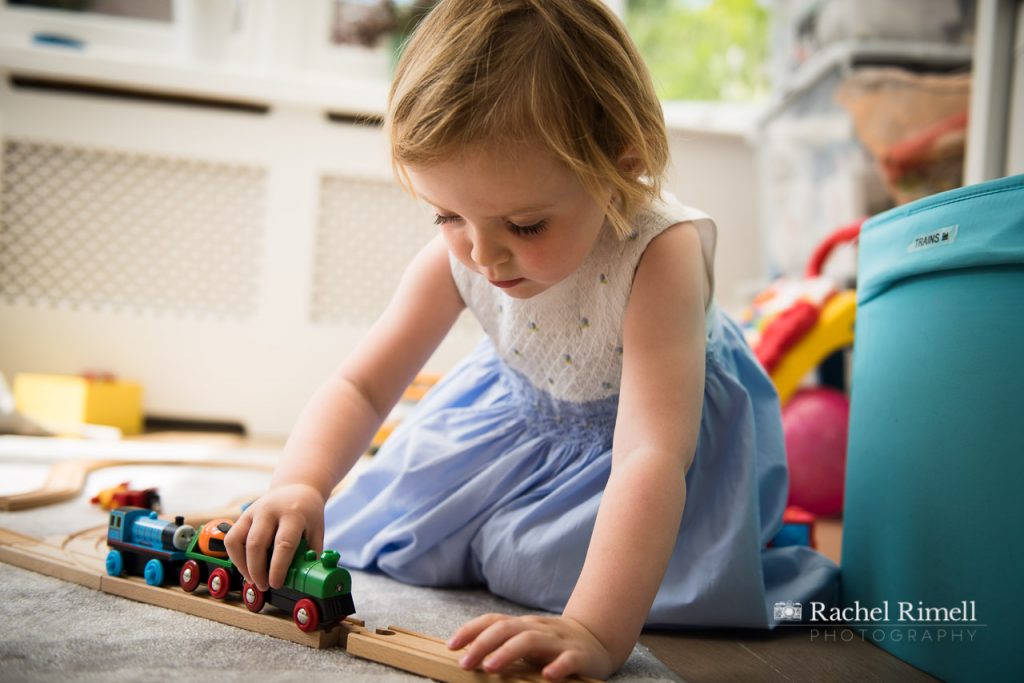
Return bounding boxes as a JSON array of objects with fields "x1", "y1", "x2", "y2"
[
  {"x1": 450, "y1": 194, "x2": 716, "y2": 404},
  {"x1": 500, "y1": 361, "x2": 618, "y2": 442}
]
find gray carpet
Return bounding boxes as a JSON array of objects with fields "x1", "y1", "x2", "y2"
[{"x1": 0, "y1": 440, "x2": 681, "y2": 682}]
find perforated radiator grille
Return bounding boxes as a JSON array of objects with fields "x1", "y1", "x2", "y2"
[
  {"x1": 312, "y1": 175, "x2": 435, "y2": 323},
  {"x1": 0, "y1": 138, "x2": 266, "y2": 320}
]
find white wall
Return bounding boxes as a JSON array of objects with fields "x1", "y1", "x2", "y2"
[
  {"x1": 665, "y1": 127, "x2": 764, "y2": 315},
  {"x1": 662, "y1": 102, "x2": 766, "y2": 314}
]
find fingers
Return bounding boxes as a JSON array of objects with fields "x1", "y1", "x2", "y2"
[
  {"x1": 225, "y1": 484, "x2": 327, "y2": 591},
  {"x1": 268, "y1": 515, "x2": 306, "y2": 589},
  {"x1": 449, "y1": 614, "x2": 604, "y2": 681},
  {"x1": 457, "y1": 615, "x2": 519, "y2": 671},
  {"x1": 224, "y1": 512, "x2": 253, "y2": 583},
  {"x1": 478, "y1": 630, "x2": 557, "y2": 673},
  {"x1": 448, "y1": 612, "x2": 507, "y2": 651},
  {"x1": 229, "y1": 516, "x2": 302, "y2": 592},
  {"x1": 244, "y1": 515, "x2": 277, "y2": 591},
  {"x1": 455, "y1": 615, "x2": 558, "y2": 672},
  {"x1": 543, "y1": 650, "x2": 584, "y2": 682}
]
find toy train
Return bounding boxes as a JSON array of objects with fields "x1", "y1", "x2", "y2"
[
  {"x1": 105, "y1": 507, "x2": 195, "y2": 586},
  {"x1": 92, "y1": 481, "x2": 161, "y2": 511},
  {"x1": 104, "y1": 507, "x2": 355, "y2": 632}
]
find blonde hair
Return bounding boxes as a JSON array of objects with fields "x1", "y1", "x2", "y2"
[{"x1": 386, "y1": 0, "x2": 668, "y2": 238}]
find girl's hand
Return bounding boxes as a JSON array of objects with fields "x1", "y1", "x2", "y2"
[
  {"x1": 223, "y1": 482, "x2": 326, "y2": 592},
  {"x1": 448, "y1": 613, "x2": 616, "y2": 682}
]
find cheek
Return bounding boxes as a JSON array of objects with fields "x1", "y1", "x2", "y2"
[
  {"x1": 441, "y1": 227, "x2": 471, "y2": 262},
  {"x1": 516, "y1": 242, "x2": 567, "y2": 280}
]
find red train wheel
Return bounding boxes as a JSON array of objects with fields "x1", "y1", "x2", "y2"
[
  {"x1": 208, "y1": 567, "x2": 231, "y2": 599},
  {"x1": 293, "y1": 598, "x2": 319, "y2": 632},
  {"x1": 242, "y1": 582, "x2": 265, "y2": 612},
  {"x1": 179, "y1": 560, "x2": 201, "y2": 592}
]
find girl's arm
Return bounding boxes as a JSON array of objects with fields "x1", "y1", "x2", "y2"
[
  {"x1": 451, "y1": 223, "x2": 708, "y2": 680},
  {"x1": 225, "y1": 234, "x2": 464, "y2": 591},
  {"x1": 564, "y1": 220, "x2": 708, "y2": 663}
]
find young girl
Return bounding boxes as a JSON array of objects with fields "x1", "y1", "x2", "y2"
[{"x1": 226, "y1": 0, "x2": 838, "y2": 679}]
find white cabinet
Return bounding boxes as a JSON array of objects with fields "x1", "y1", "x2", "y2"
[{"x1": 0, "y1": 8, "x2": 481, "y2": 436}]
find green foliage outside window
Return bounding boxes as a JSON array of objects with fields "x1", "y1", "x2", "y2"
[{"x1": 626, "y1": 0, "x2": 770, "y2": 102}]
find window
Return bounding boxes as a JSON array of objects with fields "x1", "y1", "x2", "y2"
[{"x1": 626, "y1": 0, "x2": 770, "y2": 102}]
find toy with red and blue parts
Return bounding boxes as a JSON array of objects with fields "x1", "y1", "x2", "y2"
[
  {"x1": 104, "y1": 507, "x2": 354, "y2": 633},
  {"x1": 91, "y1": 481, "x2": 161, "y2": 511}
]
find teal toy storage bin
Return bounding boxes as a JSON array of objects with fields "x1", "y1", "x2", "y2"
[{"x1": 842, "y1": 174, "x2": 1024, "y2": 682}]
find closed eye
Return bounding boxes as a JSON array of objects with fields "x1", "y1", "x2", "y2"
[
  {"x1": 507, "y1": 220, "x2": 547, "y2": 237},
  {"x1": 433, "y1": 214, "x2": 461, "y2": 226},
  {"x1": 434, "y1": 214, "x2": 546, "y2": 237}
]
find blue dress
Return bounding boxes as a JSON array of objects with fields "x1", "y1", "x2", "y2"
[{"x1": 324, "y1": 196, "x2": 839, "y2": 628}]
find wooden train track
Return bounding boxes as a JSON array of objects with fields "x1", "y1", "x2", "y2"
[
  {"x1": 0, "y1": 453, "x2": 601, "y2": 681},
  {"x1": 348, "y1": 625, "x2": 603, "y2": 683},
  {"x1": 0, "y1": 457, "x2": 275, "y2": 511},
  {"x1": 0, "y1": 524, "x2": 602, "y2": 682}
]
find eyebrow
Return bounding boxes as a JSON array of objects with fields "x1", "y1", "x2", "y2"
[{"x1": 417, "y1": 192, "x2": 554, "y2": 218}]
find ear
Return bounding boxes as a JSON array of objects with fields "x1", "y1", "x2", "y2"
[{"x1": 617, "y1": 146, "x2": 644, "y2": 178}]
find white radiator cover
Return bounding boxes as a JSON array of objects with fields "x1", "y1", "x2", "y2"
[{"x1": 0, "y1": 77, "x2": 482, "y2": 437}]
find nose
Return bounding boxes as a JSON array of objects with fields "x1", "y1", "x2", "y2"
[{"x1": 468, "y1": 226, "x2": 509, "y2": 269}]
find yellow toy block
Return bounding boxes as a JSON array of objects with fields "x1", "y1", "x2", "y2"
[{"x1": 13, "y1": 373, "x2": 144, "y2": 435}]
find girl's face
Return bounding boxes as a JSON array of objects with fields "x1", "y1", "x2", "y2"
[{"x1": 406, "y1": 144, "x2": 611, "y2": 299}]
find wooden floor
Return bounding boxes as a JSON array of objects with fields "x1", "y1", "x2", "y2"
[
  {"x1": 638, "y1": 519, "x2": 939, "y2": 682},
  {"x1": 640, "y1": 627, "x2": 938, "y2": 682}
]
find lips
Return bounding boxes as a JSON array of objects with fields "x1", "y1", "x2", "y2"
[{"x1": 489, "y1": 278, "x2": 524, "y2": 289}]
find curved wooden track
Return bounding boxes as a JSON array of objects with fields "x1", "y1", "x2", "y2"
[{"x1": 0, "y1": 458, "x2": 274, "y2": 511}]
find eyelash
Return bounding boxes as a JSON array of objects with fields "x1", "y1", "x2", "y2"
[
  {"x1": 508, "y1": 220, "x2": 547, "y2": 236},
  {"x1": 433, "y1": 214, "x2": 548, "y2": 237}
]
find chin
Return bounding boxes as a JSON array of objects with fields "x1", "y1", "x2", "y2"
[{"x1": 502, "y1": 289, "x2": 537, "y2": 300}]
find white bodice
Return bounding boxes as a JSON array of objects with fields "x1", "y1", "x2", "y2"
[{"x1": 450, "y1": 195, "x2": 716, "y2": 403}]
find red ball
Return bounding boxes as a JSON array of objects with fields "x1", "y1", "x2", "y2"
[{"x1": 782, "y1": 387, "x2": 850, "y2": 517}]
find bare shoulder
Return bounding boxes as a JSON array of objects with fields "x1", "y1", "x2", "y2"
[
  {"x1": 632, "y1": 221, "x2": 710, "y2": 313},
  {"x1": 390, "y1": 234, "x2": 465, "y2": 322}
]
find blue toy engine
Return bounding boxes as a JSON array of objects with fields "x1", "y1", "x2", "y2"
[
  {"x1": 108, "y1": 507, "x2": 194, "y2": 551},
  {"x1": 105, "y1": 507, "x2": 196, "y2": 586}
]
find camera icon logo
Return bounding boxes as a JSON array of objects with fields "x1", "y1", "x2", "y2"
[{"x1": 774, "y1": 601, "x2": 803, "y2": 621}]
